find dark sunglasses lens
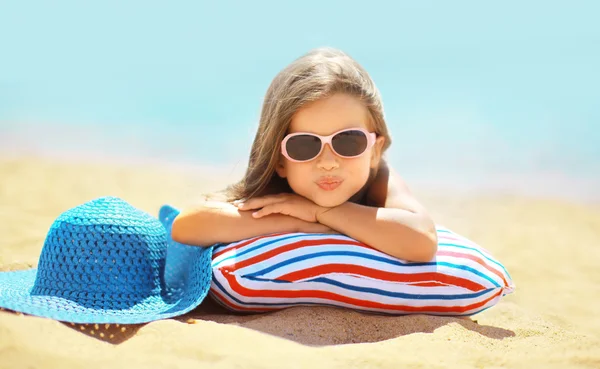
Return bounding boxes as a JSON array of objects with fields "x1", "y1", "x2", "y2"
[
  {"x1": 332, "y1": 130, "x2": 368, "y2": 157},
  {"x1": 286, "y1": 135, "x2": 322, "y2": 161}
]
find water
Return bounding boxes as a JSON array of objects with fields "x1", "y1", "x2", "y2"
[{"x1": 1, "y1": 1, "x2": 599, "y2": 202}]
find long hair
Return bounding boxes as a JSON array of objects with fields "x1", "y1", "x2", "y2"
[{"x1": 224, "y1": 47, "x2": 392, "y2": 202}]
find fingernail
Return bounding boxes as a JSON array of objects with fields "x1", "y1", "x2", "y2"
[{"x1": 237, "y1": 202, "x2": 245, "y2": 208}]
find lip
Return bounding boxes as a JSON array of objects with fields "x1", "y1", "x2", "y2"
[{"x1": 316, "y1": 176, "x2": 343, "y2": 191}]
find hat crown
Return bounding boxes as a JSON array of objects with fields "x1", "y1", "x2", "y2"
[{"x1": 31, "y1": 197, "x2": 168, "y2": 309}]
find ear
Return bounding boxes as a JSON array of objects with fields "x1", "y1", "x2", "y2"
[
  {"x1": 275, "y1": 156, "x2": 287, "y2": 178},
  {"x1": 370, "y1": 135, "x2": 386, "y2": 169}
]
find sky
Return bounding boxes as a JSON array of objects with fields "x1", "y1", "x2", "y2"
[{"x1": 1, "y1": 0, "x2": 598, "y2": 198}]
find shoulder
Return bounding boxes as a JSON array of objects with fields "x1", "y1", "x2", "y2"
[
  {"x1": 204, "y1": 190, "x2": 231, "y2": 202},
  {"x1": 366, "y1": 160, "x2": 428, "y2": 213}
]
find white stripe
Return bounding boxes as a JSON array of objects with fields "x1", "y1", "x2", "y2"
[
  {"x1": 436, "y1": 244, "x2": 510, "y2": 282},
  {"x1": 214, "y1": 234, "x2": 372, "y2": 265},
  {"x1": 437, "y1": 232, "x2": 497, "y2": 259},
  {"x1": 209, "y1": 229, "x2": 513, "y2": 316},
  {"x1": 433, "y1": 255, "x2": 506, "y2": 287},
  {"x1": 211, "y1": 270, "x2": 501, "y2": 309},
  {"x1": 214, "y1": 246, "x2": 508, "y2": 289},
  {"x1": 222, "y1": 246, "x2": 504, "y2": 290},
  {"x1": 232, "y1": 248, "x2": 415, "y2": 277},
  {"x1": 210, "y1": 275, "x2": 501, "y2": 315}
]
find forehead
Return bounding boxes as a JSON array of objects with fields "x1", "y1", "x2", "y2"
[{"x1": 289, "y1": 94, "x2": 371, "y2": 134}]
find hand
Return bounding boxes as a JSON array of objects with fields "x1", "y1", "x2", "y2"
[
  {"x1": 296, "y1": 220, "x2": 340, "y2": 235},
  {"x1": 234, "y1": 193, "x2": 329, "y2": 223}
]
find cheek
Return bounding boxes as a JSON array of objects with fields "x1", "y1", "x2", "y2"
[
  {"x1": 345, "y1": 157, "x2": 372, "y2": 186},
  {"x1": 283, "y1": 163, "x2": 313, "y2": 192}
]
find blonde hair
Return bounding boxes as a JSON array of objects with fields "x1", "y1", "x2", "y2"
[{"x1": 224, "y1": 47, "x2": 392, "y2": 202}]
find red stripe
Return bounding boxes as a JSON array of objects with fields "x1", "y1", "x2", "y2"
[
  {"x1": 222, "y1": 238, "x2": 365, "y2": 271},
  {"x1": 436, "y1": 250, "x2": 509, "y2": 287},
  {"x1": 412, "y1": 281, "x2": 454, "y2": 288},
  {"x1": 214, "y1": 235, "x2": 374, "y2": 260},
  {"x1": 217, "y1": 239, "x2": 507, "y2": 289},
  {"x1": 219, "y1": 271, "x2": 504, "y2": 314},
  {"x1": 209, "y1": 288, "x2": 279, "y2": 312},
  {"x1": 213, "y1": 232, "x2": 288, "y2": 259},
  {"x1": 278, "y1": 264, "x2": 486, "y2": 292}
]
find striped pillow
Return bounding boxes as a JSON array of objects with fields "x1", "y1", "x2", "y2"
[{"x1": 209, "y1": 226, "x2": 515, "y2": 316}]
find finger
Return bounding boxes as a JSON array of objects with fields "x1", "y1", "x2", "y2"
[
  {"x1": 238, "y1": 195, "x2": 287, "y2": 210},
  {"x1": 252, "y1": 203, "x2": 285, "y2": 218}
]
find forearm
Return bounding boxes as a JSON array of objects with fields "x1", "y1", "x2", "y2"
[
  {"x1": 172, "y1": 202, "x2": 303, "y2": 247},
  {"x1": 317, "y1": 202, "x2": 438, "y2": 262}
]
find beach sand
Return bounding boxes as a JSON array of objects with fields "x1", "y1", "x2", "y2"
[{"x1": 1, "y1": 156, "x2": 599, "y2": 369}]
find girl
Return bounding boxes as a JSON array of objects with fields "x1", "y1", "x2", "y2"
[{"x1": 172, "y1": 47, "x2": 438, "y2": 262}]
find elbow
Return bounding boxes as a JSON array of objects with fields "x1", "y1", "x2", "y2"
[
  {"x1": 170, "y1": 211, "x2": 211, "y2": 247},
  {"x1": 410, "y1": 226, "x2": 438, "y2": 262},
  {"x1": 170, "y1": 214, "x2": 188, "y2": 244},
  {"x1": 393, "y1": 218, "x2": 438, "y2": 263}
]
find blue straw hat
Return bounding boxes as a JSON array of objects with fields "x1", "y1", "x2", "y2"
[{"x1": 0, "y1": 197, "x2": 213, "y2": 324}]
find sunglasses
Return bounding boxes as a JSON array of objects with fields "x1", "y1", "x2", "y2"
[{"x1": 281, "y1": 127, "x2": 377, "y2": 163}]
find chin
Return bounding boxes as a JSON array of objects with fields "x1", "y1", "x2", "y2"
[{"x1": 311, "y1": 193, "x2": 349, "y2": 208}]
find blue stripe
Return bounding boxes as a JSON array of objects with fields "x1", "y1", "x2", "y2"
[
  {"x1": 244, "y1": 250, "x2": 408, "y2": 276},
  {"x1": 210, "y1": 278, "x2": 495, "y2": 316},
  {"x1": 436, "y1": 229, "x2": 512, "y2": 278},
  {"x1": 212, "y1": 233, "x2": 338, "y2": 268},
  {"x1": 212, "y1": 231, "x2": 511, "y2": 284},
  {"x1": 243, "y1": 275, "x2": 498, "y2": 300},
  {"x1": 438, "y1": 242, "x2": 511, "y2": 277},
  {"x1": 243, "y1": 276, "x2": 293, "y2": 284},
  {"x1": 243, "y1": 250, "x2": 501, "y2": 288}
]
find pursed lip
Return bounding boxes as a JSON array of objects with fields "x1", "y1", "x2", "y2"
[
  {"x1": 316, "y1": 176, "x2": 343, "y2": 184},
  {"x1": 315, "y1": 176, "x2": 344, "y2": 190}
]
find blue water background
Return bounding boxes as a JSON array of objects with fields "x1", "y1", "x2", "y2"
[{"x1": 1, "y1": 1, "x2": 598, "y2": 201}]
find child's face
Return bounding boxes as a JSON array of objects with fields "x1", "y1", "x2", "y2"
[{"x1": 276, "y1": 93, "x2": 386, "y2": 207}]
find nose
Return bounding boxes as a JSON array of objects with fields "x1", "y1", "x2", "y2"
[{"x1": 316, "y1": 143, "x2": 339, "y2": 170}]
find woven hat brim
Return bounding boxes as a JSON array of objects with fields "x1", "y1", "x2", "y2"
[
  {"x1": 0, "y1": 205, "x2": 214, "y2": 324},
  {"x1": 0, "y1": 246, "x2": 212, "y2": 324},
  {"x1": 0, "y1": 267, "x2": 183, "y2": 323}
]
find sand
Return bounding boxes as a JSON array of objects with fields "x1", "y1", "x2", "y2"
[{"x1": 1, "y1": 155, "x2": 599, "y2": 369}]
